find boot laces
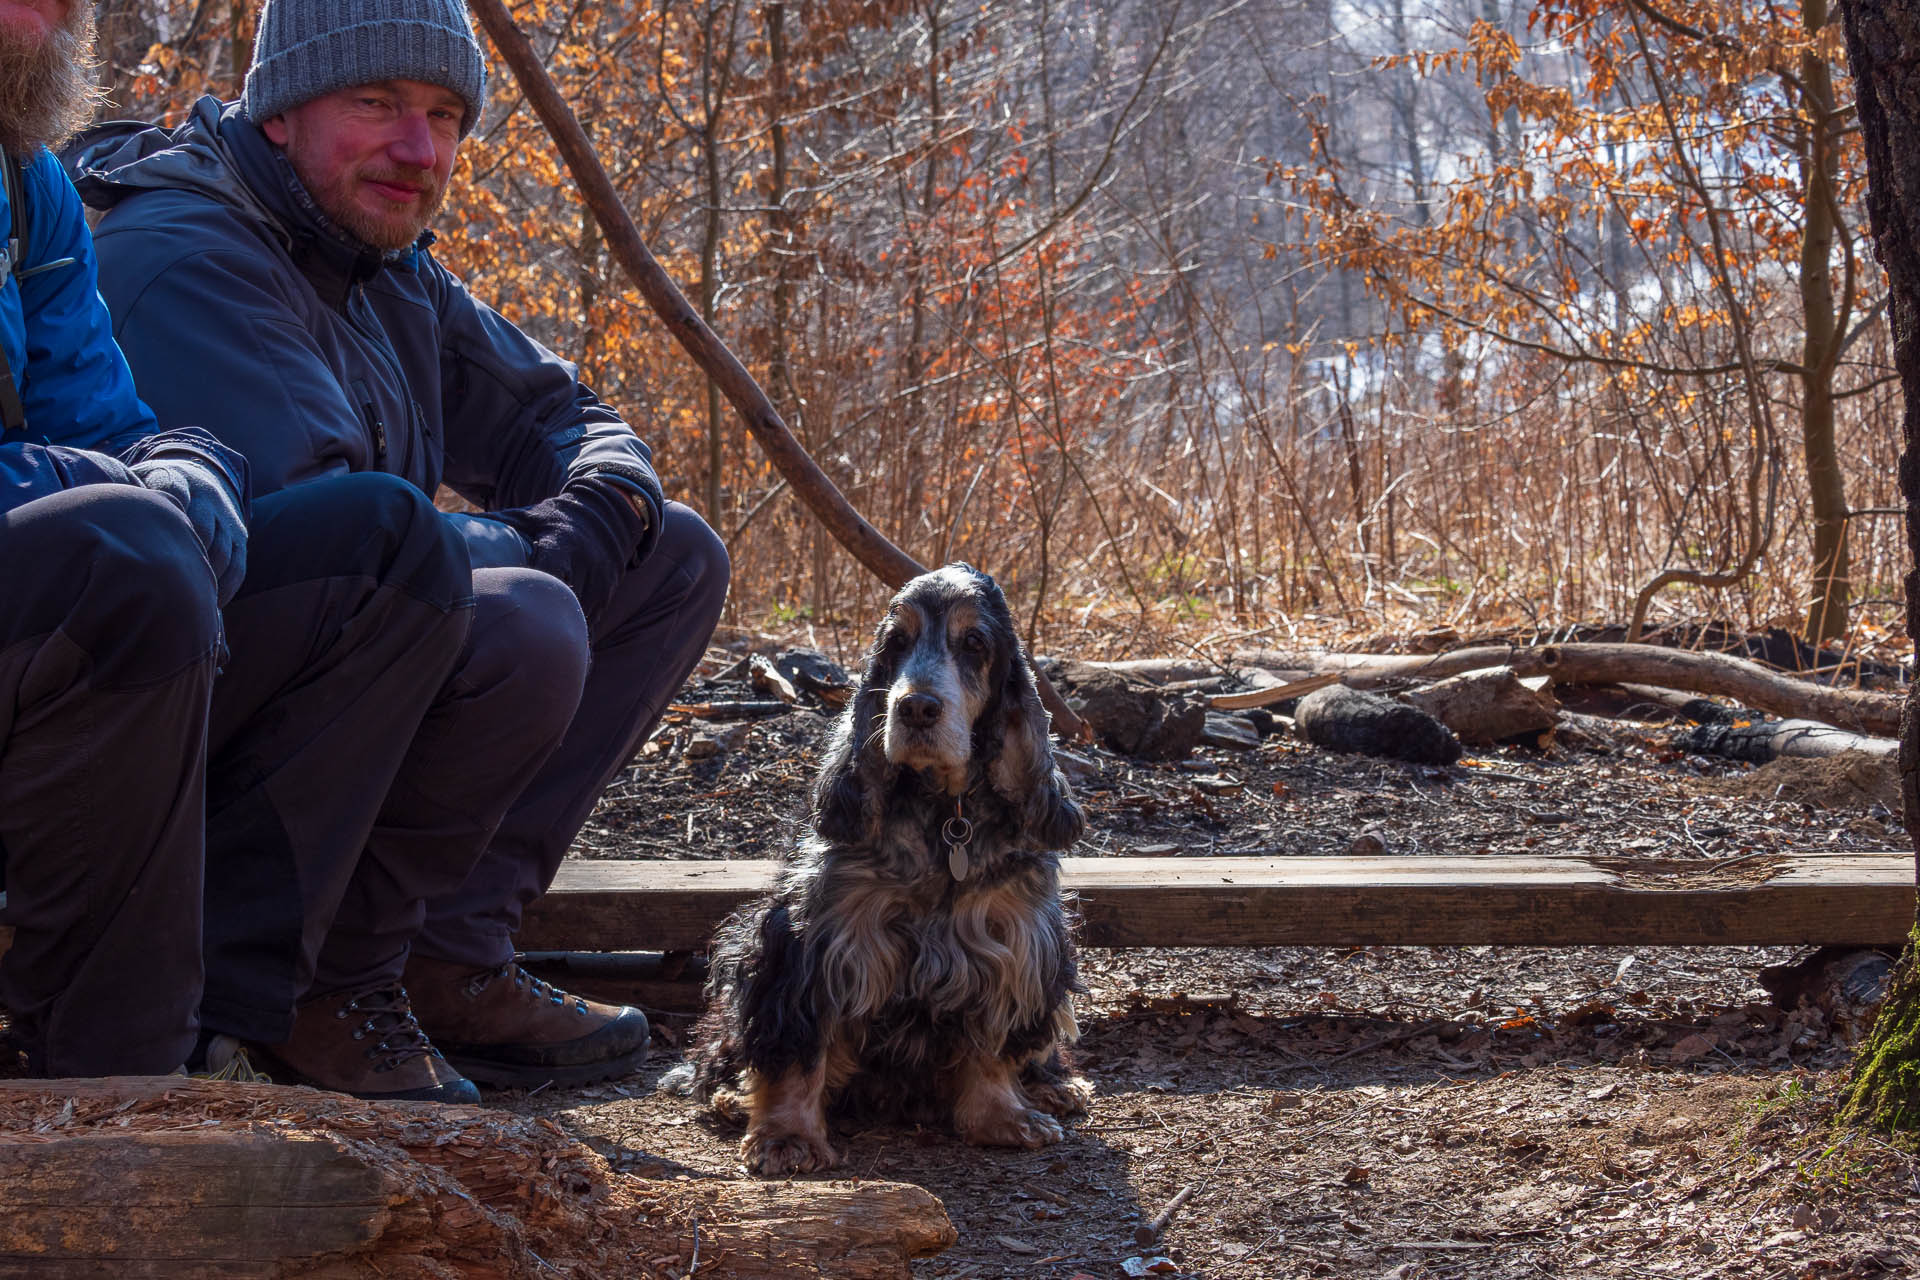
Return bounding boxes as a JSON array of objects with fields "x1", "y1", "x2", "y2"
[
  {"x1": 341, "y1": 985, "x2": 439, "y2": 1072},
  {"x1": 471, "y1": 962, "x2": 585, "y2": 1012}
]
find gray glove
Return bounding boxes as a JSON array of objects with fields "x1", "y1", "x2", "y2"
[{"x1": 130, "y1": 458, "x2": 248, "y2": 606}]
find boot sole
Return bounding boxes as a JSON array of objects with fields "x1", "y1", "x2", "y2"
[
  {"x1": 441, "y1": 1043, "x2": 651, "y2": 1090},
  {"x1": 253, "y1": 1048, "x2": 481, "y2": 1105}
]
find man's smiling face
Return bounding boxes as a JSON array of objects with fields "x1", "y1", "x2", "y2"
[{"x1": 262, "y1": 80, "x2": 466, "y2": 252}]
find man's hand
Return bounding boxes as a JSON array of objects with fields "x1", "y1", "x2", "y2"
[
  {"x1": 492, "y1": 476, "x2": 652, "y2": 625},
  {"x1": 130, "y1": 458, "x2": 249, "y2": 605}
]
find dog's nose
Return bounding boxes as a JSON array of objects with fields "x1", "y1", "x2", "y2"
[{"x1": 897, "y1": 692, "x2": 943, "y2": 728}]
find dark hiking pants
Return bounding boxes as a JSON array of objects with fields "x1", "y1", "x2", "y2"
[
  {"x1": 411, "y1": 500, "x2": 730, "y2": 969},
  {"x1": 0, "y1": 485, "x2": 220, "y2": 1077},
  {"x1": 200, "y1": 473, "x2": 472, "y2": 1044}
]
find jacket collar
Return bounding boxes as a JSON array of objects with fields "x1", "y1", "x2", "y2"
[{"x1": 216, "y1": 102, "x2": 427, "y2": 310}]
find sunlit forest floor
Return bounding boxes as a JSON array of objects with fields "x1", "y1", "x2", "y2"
[{"x1": 509, "y1": 626, "x2": 1919, "y2": 1279}]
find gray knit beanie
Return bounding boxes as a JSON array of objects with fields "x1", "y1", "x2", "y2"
[{"x1": 241, "y1": 0, "x2": 489, "y2": 136}]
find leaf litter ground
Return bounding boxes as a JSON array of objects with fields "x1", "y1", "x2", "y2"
[{"x1": 512, "y1": 646, "x2": 1920, "y2": 1279}]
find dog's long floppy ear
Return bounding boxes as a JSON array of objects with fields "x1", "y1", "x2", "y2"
[
  {"x1": 989, "y1": 645, "x2": 1085, "y2": 849},
  {"x1": 811, "y1": 659, "x2": 890, "y2": 845}
]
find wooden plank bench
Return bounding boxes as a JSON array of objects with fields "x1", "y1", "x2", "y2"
[{"x1": 517, "y1": 852, "x2": 1917, "y2": 952}]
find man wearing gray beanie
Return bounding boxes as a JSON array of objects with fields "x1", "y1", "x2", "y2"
[{"x1": 63, "y1": 0, "x2": 729, "y2": 1104}]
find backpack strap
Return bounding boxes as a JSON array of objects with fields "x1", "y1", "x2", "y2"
[
  {"x1": 0, "y1": 144, "x2": 29, "y2": 433},
  {"x1": 2, "y1": 145, "x2": 23, "y2": 275}
]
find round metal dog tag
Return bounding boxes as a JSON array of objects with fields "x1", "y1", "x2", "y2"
[{"x1": 948, "y1": 844, "x2": 971, "y2": 881}]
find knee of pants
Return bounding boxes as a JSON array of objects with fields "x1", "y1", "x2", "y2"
[
  {"x1": 662, "y1": 502, "x2": 731, "y2": 609},
  {"x1": 463, "y1": 567, "x2": 592, "y2": 731},
  {"x1": 615, "y1": 502, "x2": 730, "y2": 626},
  {"x1": 241, "y1": 472, "x2": 470, "y2": 611},
  {"x1": 33, "y1": 485, "x2": 221, "y2": 682}
]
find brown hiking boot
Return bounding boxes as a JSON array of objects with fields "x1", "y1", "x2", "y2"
[
  {"x1": 260, "y1": 984, "x2": 480, "y2": 1105},
  {"x1": 403, "y1": 953, "x2": 651, "y2": 1088}
]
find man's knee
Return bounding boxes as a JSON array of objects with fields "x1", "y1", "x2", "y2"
[
  {"x1": 3, "y1": 485, "x2": 220, "y2": 682},
  {"x1": 462, "y1": 568, "x2": 591, "y2": 723},
  {"x1": 659, "y1": 501, "x2": 731, "y2": 613},
  {"x1": 599, "y1": 501, "x2": 730, "y2": 642},
  {"x1": 240, "y1": 472, "x2": 470, "y2": 611}
]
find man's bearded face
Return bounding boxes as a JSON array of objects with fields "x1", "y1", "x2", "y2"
[
  {"x1": 263, "y1": 83, "x2": 463, "y2": 253},
  {"x1": 0, "y1": 0, "x2": 103, "y2": 156}
]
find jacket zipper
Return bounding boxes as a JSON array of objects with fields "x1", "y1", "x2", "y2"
[
  {"x1": 350, "y1": 376, "x2": 387, "y2": 470},
  {"x1": 348, "y1": 283, "x2": 416, "y2": 481}
]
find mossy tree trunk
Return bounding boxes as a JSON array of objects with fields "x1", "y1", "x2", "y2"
[{"x1": 1836, "y1": 0, "x2": 1920, "y2": 1132}]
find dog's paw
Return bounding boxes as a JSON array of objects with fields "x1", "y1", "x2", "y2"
[
  {"x1": 709, "y1": 1087, "x2": 751, "y2": 1125},
  {"x1": 1024, "y1": 1074, "x2": 1093, "y2": 1118},
  {"x1": 742, "y1": 1128, "x2": 842, "y2": 1176},
  {"x1": 960, "y1": 1107, "x2": 1066, "y2": 1149}
]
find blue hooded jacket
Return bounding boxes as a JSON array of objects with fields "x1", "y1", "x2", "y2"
[
  {"x1": 65, "y1": 98, "x2": 663, "y2": 557},
  {"x1": 1, "y1": 145, "x2": 245, "y2": 515}
]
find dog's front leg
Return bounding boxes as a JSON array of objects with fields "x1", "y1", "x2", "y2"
[
  {"x1": 742, "y1": 1059, "x2": 840, "y2": 1175},
  {"x1": 952, "y1": 1053, "x2": 1066, "y2": 1149}
]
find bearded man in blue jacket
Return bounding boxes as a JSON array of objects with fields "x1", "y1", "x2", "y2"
[
  {"x1": 69, "y1": 0, "x2": 730, "y2": 1097},
  {"x1": 4, "y1": 0, "x2": 482, "y2": 1094}
]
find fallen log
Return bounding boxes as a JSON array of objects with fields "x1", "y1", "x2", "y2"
[
  {"x1": 1292, "y1": 685, "x2": 1463, "y2": 765},
  {"x1": 0, "y1": 1078, "x2": 953, "y2": 1279},
  {"x1": 1057, "y1": 658, "x2": 1241, "y2": 684},
  {"x1": 1676, "y1": 720, "x2": 1899, "y2": 764},
  {"x1": 1234, "y1": 643, "x2": 1902, "y2": 735},
  {"x1": 1399, "y1": 667, "x2": 1559, "y2": 745}
]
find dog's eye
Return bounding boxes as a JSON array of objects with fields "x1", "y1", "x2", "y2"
[{"x1": 960, "y1": 631, "x2": 988, "y2": 656}]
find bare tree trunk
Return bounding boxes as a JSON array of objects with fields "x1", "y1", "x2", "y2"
[
  {"x1": 1835, "y1": 0, "x2": 1920, "y2": 1132},
  {"x1": 228, "y1": 0, "x2": 250, "y2": 86},
  {"x1": 698, "y1": 0, "x2": 741, "y2": 526},
  {"x1": 764, "y1": 1, "x2": 793, "y2": 418},
  {"x1": 1801, "y1": 0, "x2": 1850, "y2": 643},
  {"x1": 1386, "y1": 0, "x2": 1430, "y2": 226}
]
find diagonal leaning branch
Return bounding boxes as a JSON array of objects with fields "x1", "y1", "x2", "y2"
[{"x1": 468, "y1": 0, "x2": 1086, "y2": 740}]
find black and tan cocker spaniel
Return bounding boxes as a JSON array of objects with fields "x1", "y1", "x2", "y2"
[{"x1": 682, "y1": 564, "x2": 1090, "y2": 1175}]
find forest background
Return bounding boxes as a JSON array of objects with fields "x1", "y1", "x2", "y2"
[{"x1": 95, "y1": 0, "x2": 1903, "y2": 660}]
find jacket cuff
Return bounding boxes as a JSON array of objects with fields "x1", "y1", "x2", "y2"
[
  {"x1": 118, "y1": 428, "x2": 251, "y2": 515},
  {"x1": 572, "y1": 464, "x2": 664, "y2": 561}
]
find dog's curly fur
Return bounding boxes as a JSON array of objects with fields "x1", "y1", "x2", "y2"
[{"x1": 684, "y1": 564, "x2": 1090, "y2": 1175}]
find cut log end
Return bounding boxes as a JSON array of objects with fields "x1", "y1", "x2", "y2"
[{"x1": 1401, "y1": 665, "x2": 1560, "y2": 745}]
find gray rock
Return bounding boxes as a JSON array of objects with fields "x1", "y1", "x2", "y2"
[{"x1": 1202, "y1": 712, "x2": 1262, "y2": 751}]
